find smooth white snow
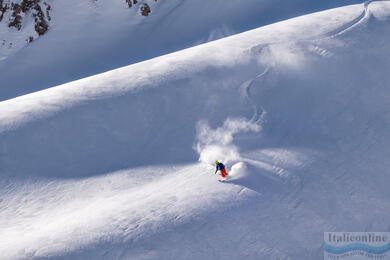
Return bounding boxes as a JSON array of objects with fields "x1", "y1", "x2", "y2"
[
  {"x1": 0, "y1": 0, "x2": 362, "y2": 100},
  {"x1": 1, "y1": 1, "x2": 390, "y2": 259}
]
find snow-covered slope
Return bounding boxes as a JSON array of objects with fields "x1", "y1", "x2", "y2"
[
  {"x1": 1, "y1": 1, "x2": 390, "y2": 259},
  {"x1": 0, "y1": 0, "x2": 361, "y2": 100}
]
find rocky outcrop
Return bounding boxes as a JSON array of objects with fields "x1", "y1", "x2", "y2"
[
  {"x1": 3, "y1": 0, "x2": 51, "y2": 37},
  {"x1": 0, "y1": 0, "x2": 9, "y2": 22},
  {"x1": 140, "y1": 3, "x2": 151, "y2": 16},
  {"x1": 125, "y1": 0, "x2": 157, "y2": 16},
  {"x1": 1, "y1": 0, "x2": 159, "y2": 48},
  {"x1": 33, "y1": 2, "x2": 50, "y2": 35},
  {"x1": 125, "y1": 0, "x2": 138, "y2": 8}
]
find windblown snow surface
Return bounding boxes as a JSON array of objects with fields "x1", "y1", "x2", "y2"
[
  {"x1": 0, "y1": 0, "x2": 361, "y2": 100},
  {"x1": 1, "y1": 1, "x2": 390, "y2": 259}
]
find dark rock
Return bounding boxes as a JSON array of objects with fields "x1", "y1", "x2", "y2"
[
  {"x1": 0, "y1": 0, "x2": 9, "y2": 22},
  {"x1": 140, "y1": 3, "x2": 151, "y2": 16}
]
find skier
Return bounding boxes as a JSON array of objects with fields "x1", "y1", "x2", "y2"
[{"x1": 215, "y1": 160, "x2": 228, "y2": 179}]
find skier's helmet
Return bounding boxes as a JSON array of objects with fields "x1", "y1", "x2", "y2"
[{"x1": 215, "y1": 160, "x2": 219, "y2": 165}]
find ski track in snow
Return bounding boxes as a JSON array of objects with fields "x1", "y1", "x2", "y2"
[
  {"x1": 314, "y1": 0, "x2": 390, "y2": 41},
  {"x1": 321, "y1": 1, "x2": 371, "y2": 39},
  {"x1": 241, "y1": 66, "x2": 270, "y2": 124}
]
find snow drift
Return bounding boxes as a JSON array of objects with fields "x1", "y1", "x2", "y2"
[{"x1": 0, "y1": 0, "x2": 361, "y2": 100}]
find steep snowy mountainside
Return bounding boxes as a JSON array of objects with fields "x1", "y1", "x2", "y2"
[
  {"x1": 0, "y1": 0, "x2": 157, "y2": 51},
  {"x1": 0, "y1": 0, "x2": 51, "y2": 40},
  {"x1": 1, "y1": 2, "x2": 390, "y2": 259},
  {"x1": 0, "y1": 4, "x2": 365, "y2": 178},
  {"x1": 0, "y1": 0, "x2": 361, "y2": 100}
]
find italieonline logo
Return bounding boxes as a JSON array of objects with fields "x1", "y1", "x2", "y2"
[{"x1": 324, "y1": 232, "x2": 390, "y2": 259}]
